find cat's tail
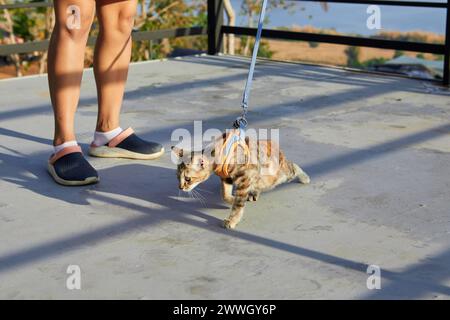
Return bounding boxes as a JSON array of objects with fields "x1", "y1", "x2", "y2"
[{"x1": 293, "y1": 163, "x2": 311, "y2": 184}]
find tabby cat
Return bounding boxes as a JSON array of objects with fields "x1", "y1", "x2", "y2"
[{"x1": 172, "y1": 131, "x2": 310, "y2": 229}]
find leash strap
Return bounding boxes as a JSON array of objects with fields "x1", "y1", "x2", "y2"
[{"x1": 234, "y1": 0, "x2": 268, "y2": 129}]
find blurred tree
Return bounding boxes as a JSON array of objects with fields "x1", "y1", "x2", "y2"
[
  {"x1": 0, "y1": 0, "x2": 22, "y2": 76},
  {"x1": 0, "y1": 0, "x2": 54, "y2": 76},
  {"x1": 1, "y1": 0, "x2": 336, "y2": 77},
  {"x1": 224, "y1": 0, "x2": 235, "y2": 54},
  {"x1": 239, "y1": 0, "x2": 294, "y2": 56},
  {"x1": 133, "y1": 0, "x2": 207, "y2": 61},
  {"x1": 239, "y1": 35, "x2": 273, "y2": 58},
  {"x1": 345, "y1": 46, "x2": 361, "y2": 68},
  {"x1": 1, "y1": 0, "x2": 207, "y2": 75},
  {"x1": 235, "y1": 1, "x2": 328, "y2": 56}
]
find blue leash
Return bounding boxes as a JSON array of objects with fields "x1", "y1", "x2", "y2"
[{"x1": 233, "y1": 0, "x2": 268, "y2": 130}]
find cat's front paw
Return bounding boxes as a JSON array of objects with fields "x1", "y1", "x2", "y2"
[{"x1": 223, "y1": 218, "x2": 237, "y2": 229}]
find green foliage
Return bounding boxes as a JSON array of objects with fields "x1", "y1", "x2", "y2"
[
  {"x1": 12, "y1": 10, "x2": 34, "y2": 41},
  {"x1": 394, "y1": 50, "x2": 404, "y2": 58},
  {"x1": 345, "y1": 47, "x2": 388, "y2": 69},
  {"x1": 257, "y1": 40, "x2": 274, "y2": 58},
  {"x1": 416, "y1": 53, "x2": 425, "y2": 59},
  {"x1": 132, "y1": 0, "x2": 208, "y2": 61},
  {"x1": 361, "y1": 57, "x2": 388, "y2": 68},
  {"x1": 239, "y1": 36, "x2": 274, "y2": 58},
  {"x1": 1, "y1": 0, "x2": 208, "y2": 64},
  {"x1": 345, "y1": 46, "x2": 361, "y2": 68},
  {"x1": 240, "y1": 0, "x2": 293, "y2": 23}
]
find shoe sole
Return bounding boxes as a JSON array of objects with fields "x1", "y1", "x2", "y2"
[
  {"x1": 47, "y1": 163, "x2": 99, "y2": 186},
  {"x1": 88, "y1": 146, "x2": 165, "y2": 160}
]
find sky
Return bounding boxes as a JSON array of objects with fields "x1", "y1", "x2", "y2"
[{"x1": 229, "y1": 0, "x2": 446, "y2": 35}]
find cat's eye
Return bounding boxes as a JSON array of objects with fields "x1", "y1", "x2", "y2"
[{"x1": 185, "y1": 177, "x2": 191, "y2": 182}]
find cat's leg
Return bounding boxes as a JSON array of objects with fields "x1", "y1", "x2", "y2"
[
  {"x1": 223, "y1": 175, "x2": 252, "y2": 229},
  {"x1": 221, "y1": 180, "x2": 234, "y2": 205},
  {"x1": 223, "y1": 196, "x2": 246, "y2": 229}
]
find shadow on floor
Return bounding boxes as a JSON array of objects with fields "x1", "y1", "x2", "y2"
[
  {"x1": 360, "y1": 247, "x2": 450, "y2": 299},
  {"x1": 1, "y1": 148, "x2": 450, "y2": 298},
  {"x1": 1, "y1": 54, "x2": 449, "y2": 296}
]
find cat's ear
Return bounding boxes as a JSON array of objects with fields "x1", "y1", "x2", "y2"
[{"x1": 171, "y1": 146, "x2": 183, "y2": 158}]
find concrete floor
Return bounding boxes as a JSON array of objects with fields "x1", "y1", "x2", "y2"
[{"x1": 0, "y1": 55, "x2": 450, "y2": 299}]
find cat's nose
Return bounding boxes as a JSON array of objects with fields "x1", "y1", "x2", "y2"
[{"x1": 178, "y1": 185, "x2": 183, "y2": 190}]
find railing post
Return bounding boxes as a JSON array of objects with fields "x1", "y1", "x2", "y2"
[
  {"x1": 443, "y1": 1, "x2": 450, "y2": 86},
  {"x1": 207, "y1": 0, "x2": 223, "y2": 55}
]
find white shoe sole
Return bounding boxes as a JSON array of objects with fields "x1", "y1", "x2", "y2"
[
  {"x1": 88, "y1": 146, "x2": 165, "y2": 160},
  {"x1": 47, "y1": 163, "x2": 99, "y2": 186}
]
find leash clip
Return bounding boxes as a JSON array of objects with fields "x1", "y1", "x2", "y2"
[{"x1": 233, "y1": 116, "x2": 248, "y2": 129}]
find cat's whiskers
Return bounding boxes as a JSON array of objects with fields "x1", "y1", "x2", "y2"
[
  {"x1": 191, "y1": 189, "x2": 206, "y2": 207},
  {"x1": 191, "y1": 189, "x2": 201, "y2": 204},
  {"x1": 197, "y1": 190, "x2": 207, "y2": 206},
  {"x1": 196, "y1": 190, "x2": 208, "y2": 206},
  {"x1": 192, "y1": 188, "x2": 205, "y2": 200}
]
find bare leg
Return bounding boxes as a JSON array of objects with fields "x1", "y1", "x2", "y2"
[
  {"x1": 48, "y1": 0, "x2": 95, "y2": 145},
  {"x1": 221, "y1": 180, "x2": 234, "y2": 204},
  {"x1": 94, "y1": 0, "x2": 137, "y2": 132}
]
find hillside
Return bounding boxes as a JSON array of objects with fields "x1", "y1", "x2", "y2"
[{"x1": 264, "y1": 26, "x2": 445, "y2": 67}]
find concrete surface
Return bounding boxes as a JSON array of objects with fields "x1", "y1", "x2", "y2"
[{"x1": 0, "y1": 55, "x2": 450, "y2": 299}]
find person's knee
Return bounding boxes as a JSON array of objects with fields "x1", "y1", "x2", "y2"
[
  {"x1": 120, "y1": 8, "x2": 136, "y2": 35},
  {"x1": 104, "y1": 6, "x2": 137, "y2": 37}
]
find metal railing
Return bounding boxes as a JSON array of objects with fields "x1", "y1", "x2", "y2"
[
  {"x1": 208, "y1": 0, "x2": 450, "y2": 86},
  {"x1": 0, "y1": 0, "x2": 449, "y2": 85},
  {"x1": 0, "y1": 1, "x2": 206, "y2": 55}
]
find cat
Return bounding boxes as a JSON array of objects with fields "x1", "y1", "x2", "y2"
[{"x1": 172, "y1": 131, "x2": 310, "y2": 229}]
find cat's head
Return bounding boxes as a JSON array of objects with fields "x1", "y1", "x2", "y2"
[{"x1": 171, "y1": 146, "x2": 213, "y2": 192}]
